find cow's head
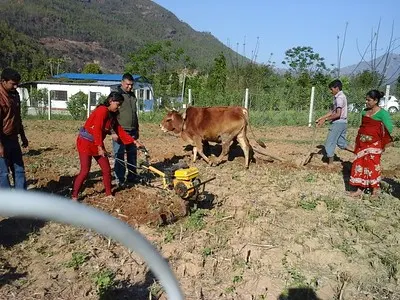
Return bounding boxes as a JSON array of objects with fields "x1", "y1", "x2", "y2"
[{"x1": 160, "y1": 109, "x2": 184, "y2": 135}]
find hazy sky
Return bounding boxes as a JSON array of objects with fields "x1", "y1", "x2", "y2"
[{"x1": 152, "y1": 0, "x2": 400, "y2": 68}]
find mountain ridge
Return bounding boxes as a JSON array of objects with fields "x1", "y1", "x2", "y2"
[{"x1": 0, "y1": 0, "x2": 246, "y2": 72}]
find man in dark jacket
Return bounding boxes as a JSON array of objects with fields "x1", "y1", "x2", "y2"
[
  {"x1": 0, "y1": 68, "x2": 28, "y2": 189},
  {"x1": 112, "y1": 73, "x2": 139, "y2": 186}
]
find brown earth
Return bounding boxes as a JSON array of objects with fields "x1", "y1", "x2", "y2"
[{"x1": 0, "y1": 119, "x2": 399, "y2": 300}]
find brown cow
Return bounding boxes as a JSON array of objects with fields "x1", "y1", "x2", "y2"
[{"x1": 160, "y1": 106, "x2": 251, "y2": 168}]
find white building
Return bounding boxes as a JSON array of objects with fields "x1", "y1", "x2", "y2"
[{"x1": 19, "y1": 73, "x2": 155, "y2": 115}]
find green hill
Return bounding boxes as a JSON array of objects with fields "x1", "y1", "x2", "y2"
[{"x1": 0, "y1": 0, "x2": 245, "y2": 73}]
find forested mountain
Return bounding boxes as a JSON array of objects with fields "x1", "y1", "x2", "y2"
[
  {"x1": 0, "y1": 0, "x2": 244, "y2": 74},
  {"x1": 0, "y1": 21, "x2": 49, "y2": 80}
]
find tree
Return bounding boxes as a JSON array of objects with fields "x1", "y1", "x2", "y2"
[
  {"x1": 351, "y1": 70, "x2": 380, "y2": 89},
  {"x1": 126, "y1": 41, "x2": 190, "y2": 81},
  {"x1": 282, "y1": 46, "x2": 328, "y2": 77},
  {"x1": 207, "y1": 53, "x2": 227, "y2": 95},
  {"x1": 82, "y1": 63, "x2": 102, "y2": 74},
  {"x1": 47, "y1": 58, "x2": 65, "y2": 76},
  {"x1": 395, "y1": 75, "x2": 400, "y2": 98},
  {"x1": 67, "y1": 91, "x2": 88, "y2": 120}
]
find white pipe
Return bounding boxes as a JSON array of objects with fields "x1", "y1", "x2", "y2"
[
  {"x1": 87, "y1": 93, "x2": 91, "y2": 119},
  {"x1": 385, "y1": 85, "x2": 390, "y2": 110},
  {"x1": 0, "y1": 191, "x2": 184, "y2": 300},
  {"x1": 244, "y1": 88, "x2": 249, "y2": 109},
  {"x1": 308, "y1": 86, "x2": 315, "y2": 127},
  {"x1": 48, "y1": 90, "x2": 51, "y2": 120},
  {"x1": 180, "y1": 72, "x2": 186, "y2": 106},
  {"x1": 188, "y1": 89, "x2": 192, "y2": 106}
]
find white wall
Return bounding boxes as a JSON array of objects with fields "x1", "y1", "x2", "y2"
[{"x1": 36, "y1": 83, "x2": 111, "y2": 109}]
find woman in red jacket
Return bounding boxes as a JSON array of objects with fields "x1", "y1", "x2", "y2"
[{"x1": 72, "y1": 91, "x2": 142, "y2": 201}]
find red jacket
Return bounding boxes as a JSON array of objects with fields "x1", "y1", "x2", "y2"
[{"x1": 77, "y1": 105, "x2": 134, "y2": 156}]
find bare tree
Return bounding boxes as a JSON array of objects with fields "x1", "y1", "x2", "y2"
[
  {"x1": 336, "y1": 22, "x2": 348, "y2": 78},
  {"x1": 352, "y1": 20, "x2": 400, "y2": 86}
]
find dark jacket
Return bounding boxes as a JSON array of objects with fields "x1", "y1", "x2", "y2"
[
  {"x1": 115, "y1": 85, "x2": 139, "y2": 133},
  {"x1": 0, "y1": 85, "x2": 24, "y2": 139}
]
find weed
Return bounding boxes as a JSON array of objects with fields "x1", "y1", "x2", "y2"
[
  {"x1": 202, "y1": 247, "x2": 213, "y2": 257},
  {"x1": 233, "y1": 274, "x2": 243, "y2": 284},
  {"x1": 304, "y1": 173, "x2": 317, "y2": 183},
  {"x1": 378, "y1": 251, "x2": 399, "y2": 281},
  {"x1": 282, "y1": 251, "x2": 315, "y2": 292},
  {"x1": 93, "y1": 269, "x2": 116, "y2": 296},
  {"x1": 148, "y1": 280, "x2": 163, "y2": 297},
  {"x1": 225, "y1": 286, "x2": 235, "y2": 294},
  {"x1": 247, "y1": 208, "x2": 262, "y2": 222},
  {"x1": 65, "y1": 251, "x2": 89, "y2": 270},
  {"x1": 321, "y1": 196, "x2": 341, "y2": 212},
  {"x1": 163, "y1": 227, "x2": 176, "y2": 243},
  {"x1": 184, "y1": 208, "x2": 207, "y2": 231},
  {"x1": 232, "y1": 257, "x2": 247, "y2": 271},
  {"x1": 336, "y1": 240, "x2": 357, "y2": 256},
  {"x1": 298, "y1": 198, "x2": 317, "y2": 211}
]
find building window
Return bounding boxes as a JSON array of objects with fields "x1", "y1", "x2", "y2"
[
  {"x1": 139, "y1": 89, "x2": 144, "y2": 99},
  {"x1": 146, "y1": 89, "x2": 151, "y2": 100},
  {"x1": 50, "y1": 90, "x2": 68, "y2": 101},
  {"x1": 90, "y1": 92, "x2": 101, "y2": 106}
]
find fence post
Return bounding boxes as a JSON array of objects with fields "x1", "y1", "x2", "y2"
[
  {"x1": 308, "y1": 86, "x2": 315, "y2": 127},
  {"x1": 87, "y1": 94, "x2": 91, "y2": 119},
  {"x1": 188, "y1": 89, "x2": 192, "y2": 106},
  {"x1": 48, "y1": 90, "x2": 51, "y2": 121},
  {"x1": 244, "y1": 88, "x2": 249, "y2": 109},
  {"x1": 385, "y1": 85, "x2": 390, "y2": 110}
]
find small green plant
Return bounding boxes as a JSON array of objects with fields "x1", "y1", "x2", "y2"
[
  {"x1": 93, "y1": 269, "x2": 116, "y2": 296},
  {"x1": 202, "y1": 247, "x2": 213, "y2": 257},
  {"x1": 163, "y1": 227, "x2": 176, "y2": 243},
  {"x1": 298, "y1": 199, "x2": 317, "y2": 210},
  {"x1": 378, "y1": 251, "x2": 399, "y2": 281},
  {"x1": 232, "y1": 274, "x2": 243, "y2": 284},
  {"x1": 65, "y1": 251, "x2": 89, "y2": 270},
  {"x1": 321, "y1": 196, "x2": 341, "y2": 212},
  {"x1": 336, "y1": 240, "x2": 357, "y2": 256},
  {"x1": 304, "y1": 173, "x2": 317, "y2": 182},
  {"x1": 185, "y1": 209, "x2": 207, "y2": 231},
  {"x1": 148, "y1": 281, "x2": 163, "y2": 297},
  {"x1": 225, "y1": 286, "x2": 235, "y2": 294}
]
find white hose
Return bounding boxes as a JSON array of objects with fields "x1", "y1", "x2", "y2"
[{"x1": 0, "y1": 191, "x2": 184, "y2": 300}]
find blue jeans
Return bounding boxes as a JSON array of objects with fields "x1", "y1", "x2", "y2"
[
  {"x1": 112, "y1": 129, "x2": 138, "y2": 184},
  {"x1": 324, "y1": 122, "x2": 348, "y2": 158},
  {"x1": 0, "y1": 137, "x2": 27, "y2": 189}
]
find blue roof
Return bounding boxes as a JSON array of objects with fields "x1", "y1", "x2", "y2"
[{"x1": 53, "y1": 73, "x2": 144, "y2": 82}]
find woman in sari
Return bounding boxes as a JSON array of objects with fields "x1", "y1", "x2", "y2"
[{"x1": 349, "y1": 90, "x2": 393, "y2": 197}]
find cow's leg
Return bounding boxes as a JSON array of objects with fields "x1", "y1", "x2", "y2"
[
  {"x1": 214, "y1": 134, "x2": 234, "y2": 166},
  {"x1": 237, "y1": 132, "x2": 250, "y2": 168},
  {"x1": 193, "y1": 138, "x2": 212, "y2": 165},
  {"x1": 192, "y1": 146, "x2": 198, "y2": 162}
]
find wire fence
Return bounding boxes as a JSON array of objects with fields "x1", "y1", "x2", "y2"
[{"x1": 22, "y1": 86, "x2": 400, "y2": 128}]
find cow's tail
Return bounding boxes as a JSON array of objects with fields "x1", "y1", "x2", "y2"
[{"x1": 242, "y1": 108, "x2": 266, "y2": 148}]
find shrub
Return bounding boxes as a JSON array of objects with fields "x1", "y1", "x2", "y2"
[{"x1": 67, "y1": 91, "x2": 88, "y2": 120}]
